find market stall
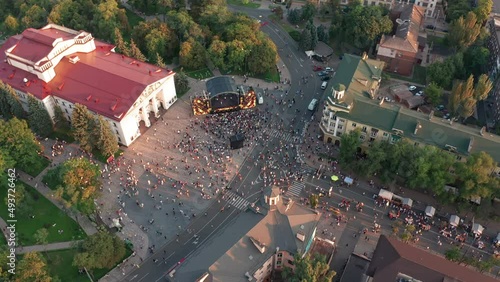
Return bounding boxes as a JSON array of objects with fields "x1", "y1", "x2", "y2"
[
  {"x1": 402, "y1": 198, "x2": 413, "y2": 208},
  {"x1": 378, "y1": 189, "x2": 393, "y2": 201},
  {"x1": 344, "y1": 177, "x2": 353, "y2": 185},
  {"x1": 424, "y1": 206, "x2": 436, "y2": 218},
  {"x1": 472, "y1": 223, "x2": 484, "y2": 237},
  {"x1": 449, "y1": 215, "x2": 460, "y2": 227}
]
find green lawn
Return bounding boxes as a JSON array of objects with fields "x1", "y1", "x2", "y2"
[
  {"x1": 254, "y1": 68, "x2": 281, "y2": 83},
  {"x1": 176, "y1": 68, "x2": 214, "y2": 80},
  {"x1": 42, "y1": 166, "x2": 63, "y2": 190},
  {"x1": 18, "y1": 155, "x2": 50, "y2": 177},
  {"x1": 48, "y1": 127, "x2": 75, "y2": 143},
  {"x1": 385, "y1": 65, "x2": 427, "y2": 85},
  {"x1": 227, "y1": 0, "x2": 261, "y2": 8},
  {"x1": 43, "y1": 246, "x2": 133, "y2": 281},
  {"x1": 0, "y1": 181, "x2": 86, "y2": 246},
  {"x1": 93, "y1": 148, "x2": 124, "y2": 164}
]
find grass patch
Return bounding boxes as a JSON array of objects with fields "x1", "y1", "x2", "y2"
[
  {"x1": 93, "y1": 149, "x2": 124, "y2": 164},
  {"x1": 0, "y1": 181, "x2": 86, "y2": 246},
  {"x1": 42, "y1": 165, "x2": 63, "y2": 190},
  {"x1": 17, "y1": 155, "x2": 50, "y2": 177},
  {"x1": 227, "y1": 0, "x2": 261, "y2": 8},
  {"x1": 427, "y1": 35, "x2": 447, "y2": 47},
  {"x1": 289, "y1": 30, "x2": 301, "y2": 41},
  {"x1": 385, "y1": 65, "x2": 427, "y2": 85},
  {"x1": 254, "y1": 68, "x2": 281, "y2": 83},
  {"x1": 177, "y1": 87, "x2": 191, "y2": 98},
  {"x1": 174, "y1": 67, "x2": 214, "y2": 80},
  {"x1": 48, "y1": 128, "x2": 75, "y2": 143},
  {"x1": 43, "y1": 246, "x2": 133, "y2": 281}
]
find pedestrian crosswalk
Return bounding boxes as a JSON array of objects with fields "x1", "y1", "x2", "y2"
[
  {"x1": 286, "y1": 181, "x2": 305, "y2": 197},
  {"x1": 265, "y1": 128, "x2": 298, "y2": 143},
  {"x1": 224, "y1": 191, "x2": 250, "y2": 210}
]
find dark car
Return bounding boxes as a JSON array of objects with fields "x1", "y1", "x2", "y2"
[
  {"x1": 317, "y1": 71, "x2": 328, "y2": 76},
  {"x1": 321, "y1": 76, "x2": 330, "y2": 81}
]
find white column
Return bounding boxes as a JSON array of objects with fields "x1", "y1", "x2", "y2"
[
  {"x1": 152, "y1": 97, "x2": 159, "y2": 117},
  {"x1": 333, "y1": 118, "x2": 340, "y2": 137},
  {"x1": 141, "y1": 107, "x2": 151, "y2": 127}
]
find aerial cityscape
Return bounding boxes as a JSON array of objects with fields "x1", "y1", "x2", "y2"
[{"x1": 1, "y1": 0, "x2": 500, "y2": 281}]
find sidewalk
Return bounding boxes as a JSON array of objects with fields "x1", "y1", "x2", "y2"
[{"x1": 16, "y1": 240, "x2": 82, "y2": 254}]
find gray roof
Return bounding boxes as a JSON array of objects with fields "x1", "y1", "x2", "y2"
[
  {"x1": 340, "y1": 253, "x2": 371, "y2": 282},
  {"x1": 206, "y1": 76, "x2": 238, "y2": 98},
  {"x1": 314, "y1": 41, "x2": 334, "y2": 57}
]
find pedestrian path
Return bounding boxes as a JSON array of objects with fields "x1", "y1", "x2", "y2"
[
  {"x1": 286, "y1": 181, "x2": 305, "y2": 197},
  {"x1": 224, "y1": 191, "x2": 250, "y2": 210},
  {"x1": 16, "y1": 240, "x2": 82, "y2": 254},
  {"x1": 265, "y1": 128, "x2": 298, "y2": 143}
]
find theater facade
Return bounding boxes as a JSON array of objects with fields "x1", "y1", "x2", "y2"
[{"x1": 0, "y1": 24, "x2": 177, "y2": 146}]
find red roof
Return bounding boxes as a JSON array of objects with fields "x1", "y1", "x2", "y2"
[{"x1": 0, "y1": 26, "x2": 175, "y2": 121}]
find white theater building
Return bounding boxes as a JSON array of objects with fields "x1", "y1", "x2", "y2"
[{"x1": 0, "y1": 24, "x2": 177, "y2": 146}]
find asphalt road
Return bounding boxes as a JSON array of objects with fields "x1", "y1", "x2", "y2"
[{"x1": 124, "y1": 8, "x2": 344, "y2": 282}]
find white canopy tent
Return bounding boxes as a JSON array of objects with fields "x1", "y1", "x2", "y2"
[
  {"x1": 472, "y1": 223, "x2": 484, "y2": 235},
  {"x1": 449, "y1": 215, "x2": 460, "y2": 227},
  {"x1": 344, "y1": 177, "x2": 353, "y2": 185},
  {"x1": 402, "y1": 198, "x2": 413, "y2": 208},
  {"x1": 378, "y1": 189, "x2": 393, "y2": 201},
  {"x1": 424, "y1": 206, "x2": 436, "y2": 217}
]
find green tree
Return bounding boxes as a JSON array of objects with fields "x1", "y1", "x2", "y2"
[
  {"x1": 357, "y1": 140, "x2": 387, "y2": 177},
  {"x1": 225, "y1": 39, "x2": 247, "y2": 72},
  {"x1": 445, "y1": 247, "x2": 463, "y2": 262},
  {"x1": 474, "y1": 0, "x2": 493, "y2": 23},
  {"x1": 287, "y1": 8, "x2": 301, "y2": 25},
  {"x1": 0, "y1": 118, "x2": 43, "y2": 172},
  {"x1": 455, "y1": 152, "x2": 498, "y2": 199},
  {"x1": 317, "y1": 24, "x2": 329, "y2": 43},
  {"x1": 299, "y1": 28, "x2": 313, "y2": 51},
  {"x1": 425, "y1": 83, "x2": 443, "y2": 106},
  {"x1": 73, "y1": 231, "x2": 126, "y2": 270},
  {"x1": 113, "y1": 27, "x2": 130, "y2": 56},
  {"x1": 129, "y1": 39, "x2": 147, "y2": 62},
  {"x1": 0, "y1": 82, "x2": 26, "y2": 119},
  {"x1": 448, "y1": 80, "x2": 463, "y2": 116},
  {"x1": 308, "y1": 21, "x2": 318, "y2": 49},
  {"x1": 446, "y1": 0, "x2": 470, "y2": 22},
  {"x1": 27, "y1": 94, "x2": 53, "y2": 137},
  {"x1": 71, "y1": 104, "x2": 95, "y2": 152},
  {"x1": 464, "y1": 46, "x2": 489, "y2": 78},
  {"x1": 208, "y1": 39, "x2": 227, "y2": 69},
  {"x1": 474, "y1": 74, "x2": 493, "y2": 101},
  {"x1": 282, "y1": 253, "x2": 335, "y2": 282},
  {"x1": 309, "y1": 194, "x2": 319, "y2": 209},
  {"x1": 94, "y1": 116, "x2": 119, "y2": 157},
  {"x1": 179, "y1": 38, "x2": 206, "y2": 70},
  {"x1": 16, "y1": 252, "x2": 52, "y2": 282},
  {"x1": 248, "y1": 38, "x2": 278, "y2": 74},
  {"x1": 457, "y1": 75, "x2": 476, "y2": 119},
  {"x1": 174, "y1": 72, "x2": 190, "y2": 95},
  {"x1": 427, "y1": 53, "x2": 465, "y2": 89},
  {"x1": 53, "y1": 105, "x2": 68, "y2": 129},
  {"x1": 447, "y1": 12, "x2": 482, "y2": 51},
  {"x1": 274, "y1": 6, "x2": 284, "y2": 19},
  {"x1": 155, "y1": 52, "x2": 166, "y2": 68},
  {"x1": 340, "y1": 5, "x2": 392, "y2": 50},
  {"x1": 53, "y1": 157, "x2": 101, "y2": 214},
  {"x1": 34, "y1": 228, "x2": 49, "y2": 247},
  {"x1": 339, "y1": 128, "x2": 361, "y2": 168},
  {"x1": 301, "y1": 2, "x2": 316, "y2": 22},
  {"x1": 4, "y1": 15, "x2": 19, "y2": 33},
  {"x1": 20, "y1": 4, "x2": 48, "y2": 29}
]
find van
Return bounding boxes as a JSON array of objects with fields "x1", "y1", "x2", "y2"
[
  {"x1": 308, "y1": 99, "x2": 318, "y2": 111},
  {"x1": 321, "y1": 81, "x2": 328, "y2": 90},
  {"x1": 257, "y1": 92, "x2": 263, "y2": 105}
]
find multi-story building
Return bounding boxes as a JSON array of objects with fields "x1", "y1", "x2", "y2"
[
  {"x1": 339, "y1": 0, "x2": 439, "y2": 18},
  {"x1": 377, "y1": 4, "x2": 426, "y2": 76},
  {"x1": 0, "y1": 24, "x2": 177, "y2": 146},
  {"x1": 486, "y1": 16, "x2": 500, "y2": 123},
  {"x1": 320, "y1": 53, "x2": 500, "y2": 173}
]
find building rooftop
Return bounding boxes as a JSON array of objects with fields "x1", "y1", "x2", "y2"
[
  {"x1": 367, "y1": 235, "x2": 499, "y2": 282},
  {"x1": 208, "y1": 201, "x2": 320, "y2": 281},
  {"x1": 325, "y1": 53, "x2": 500, "y2": 163},
  {"x1": 339, "y1": 253, "x2": 371, "y2": 282},
  {"x1": 309, "y1": 237, "x2": 335, "y2": 264},
  {"x1": 0, "y1": 24, "x2": 174, "y2": 121},
  {"x1": 379, "y1": 4, "x2": 425, "y2": 53},
  {"x1": 314, "y1": 41, "x2": 334, "y2": 57},
  {"x1": 206, "y1": 76, "x2": 238, "y2": 98}
]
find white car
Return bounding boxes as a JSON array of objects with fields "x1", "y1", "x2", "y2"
[
  {"x1": 409, "y1": 85, "x2": 417, "y2": 91},
  {"x1": 308, "y1": 99, "x2": 318, "y2": 111},
  {"x1": 257, "y1": 92, "x2": 263, "y2": 104},
  {"x1": 325, "y1": 67, "x2": 333, "y2": 72},
  {"x1": 415, "y1": 91, "x2": 423, "y2": 96}
]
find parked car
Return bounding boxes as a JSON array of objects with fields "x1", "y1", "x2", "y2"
[
  {"x1": 313, "y1": 66, "x2": 324, "y2": 71},
  {"x1": 257, "y1": 92, "x2": 263, "y2": 105},
  {"x1": 408, "y1": 85, "x2": 417, "y2": 91},
  {"x1": 436, "y1": 105, "x2": 445, "y2": 111},
  {"x1": 321, "y1": 76, "x2": 330, "y2": 81},
  {"x1": 443, "y1": 113, "x2": 450, "y2": 119},
  {"x1": 416, "y1": 91, "x2": 423, "y2": 96},
  {"x1": 317, "y1": 71, "x2": 328, "y2": 76},
  {"x1": 325, "y1": 67, "x2": 333, "y2": 72}
]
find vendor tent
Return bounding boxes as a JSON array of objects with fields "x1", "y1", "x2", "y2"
[
  {"x1": 424, "y1": 206, "x2": 436, "y2": 217},
  {"x1": 402, "y1": 198, "x2": 413, "y2": 208},
  {"x1": 449, "y1": 215, "x2": 460, "y2": 227},
  {"x1": 472, "y1": 223, "x2": 484, "y2": 235},
  {"x1": 344, "y1": 177, "x2": 353, "y2": 185},
  {"x1": 378, "y1": 189, "x2": 393, "y2": 201},
  {"x1": 331, "y1": 175, "x2": 339, "y2": 181}
]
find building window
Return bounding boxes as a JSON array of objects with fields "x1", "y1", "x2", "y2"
[
  {"x1": 62, "y1": 102, "x2": 66, "y2": 106},
  {"x1": 288, "y1": 260, "x2": 294, "y2": 265},
  {"x1": 115, "y1": 130, "x2": 119, "y2": 134},
  {"x1": 69, "y1": 104, "x2": 72, "y2": 109},
  {"x1": 277, "y1": 260, "x2": 282, "y2": 266},
  {"x1": 430, "y1": 3, "x2": 433, "y2": 7},
  {"x1": 352, "y1": 123, "x2": 357, "y2": 127},
  {"x1": 267, "y1": 264, "x2": 272, "y2": 269},
  {"x1": 383, "y1": 132, "x2": 388, "y2": 137},
  {"x1": 360, "y1": 135, "x2": 365, "y2": 141},
  {"x1": 118, "y1": 137, "x2": 121, "y2": 142},
  {"x1": 65, "y1": 109, "x2": 68, "y2": 114},
  {"x1": 114, "y1": 122, "x2": 117, "y2": 127},
  {"x1": 362, "y1": 126, "x2": 367, "y2": 132},
  {"x1": 456, "y1": 156, "x2": 462, "y2": 161},
  {"x1": 277, "y1": 253, "x2": 283, "y2": 258},
  {"x1": 55, "y1": 99, "x2": 59, "y2": 104},
  {"x1": 338, "y1": 125, "x2": 343, "y2": 130}
]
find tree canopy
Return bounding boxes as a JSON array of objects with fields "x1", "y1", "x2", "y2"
[
  {"x1": 73, "y1": 231, "x2": 126, "y2": 270},
  {"x1": 282, "y1": 253, "x2": 336, "y2": 282}
]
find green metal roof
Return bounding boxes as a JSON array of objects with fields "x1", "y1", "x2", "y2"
[{"x1": 337, "y1": 99, "x2": 398, "y2": 132}]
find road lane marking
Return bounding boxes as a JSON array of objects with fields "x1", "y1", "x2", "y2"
[
  {"x1": 137, "y1": 273, "x2": 149, "y2": 282},
  {"x1": 130, "y1": 274, "x2": 138, "y2": 280}
]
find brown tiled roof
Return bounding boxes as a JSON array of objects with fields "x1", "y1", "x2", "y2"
[
  {"x1": 379, "y1": 4, "x2": 425, "y2": 53},
  {"x1": 367, "y1": 235, "x2": 499, "y2": 282}
]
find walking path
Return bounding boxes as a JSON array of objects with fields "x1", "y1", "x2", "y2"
[{"x1": 15, "y1": 240, "x2": 82, "y2": 254}]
